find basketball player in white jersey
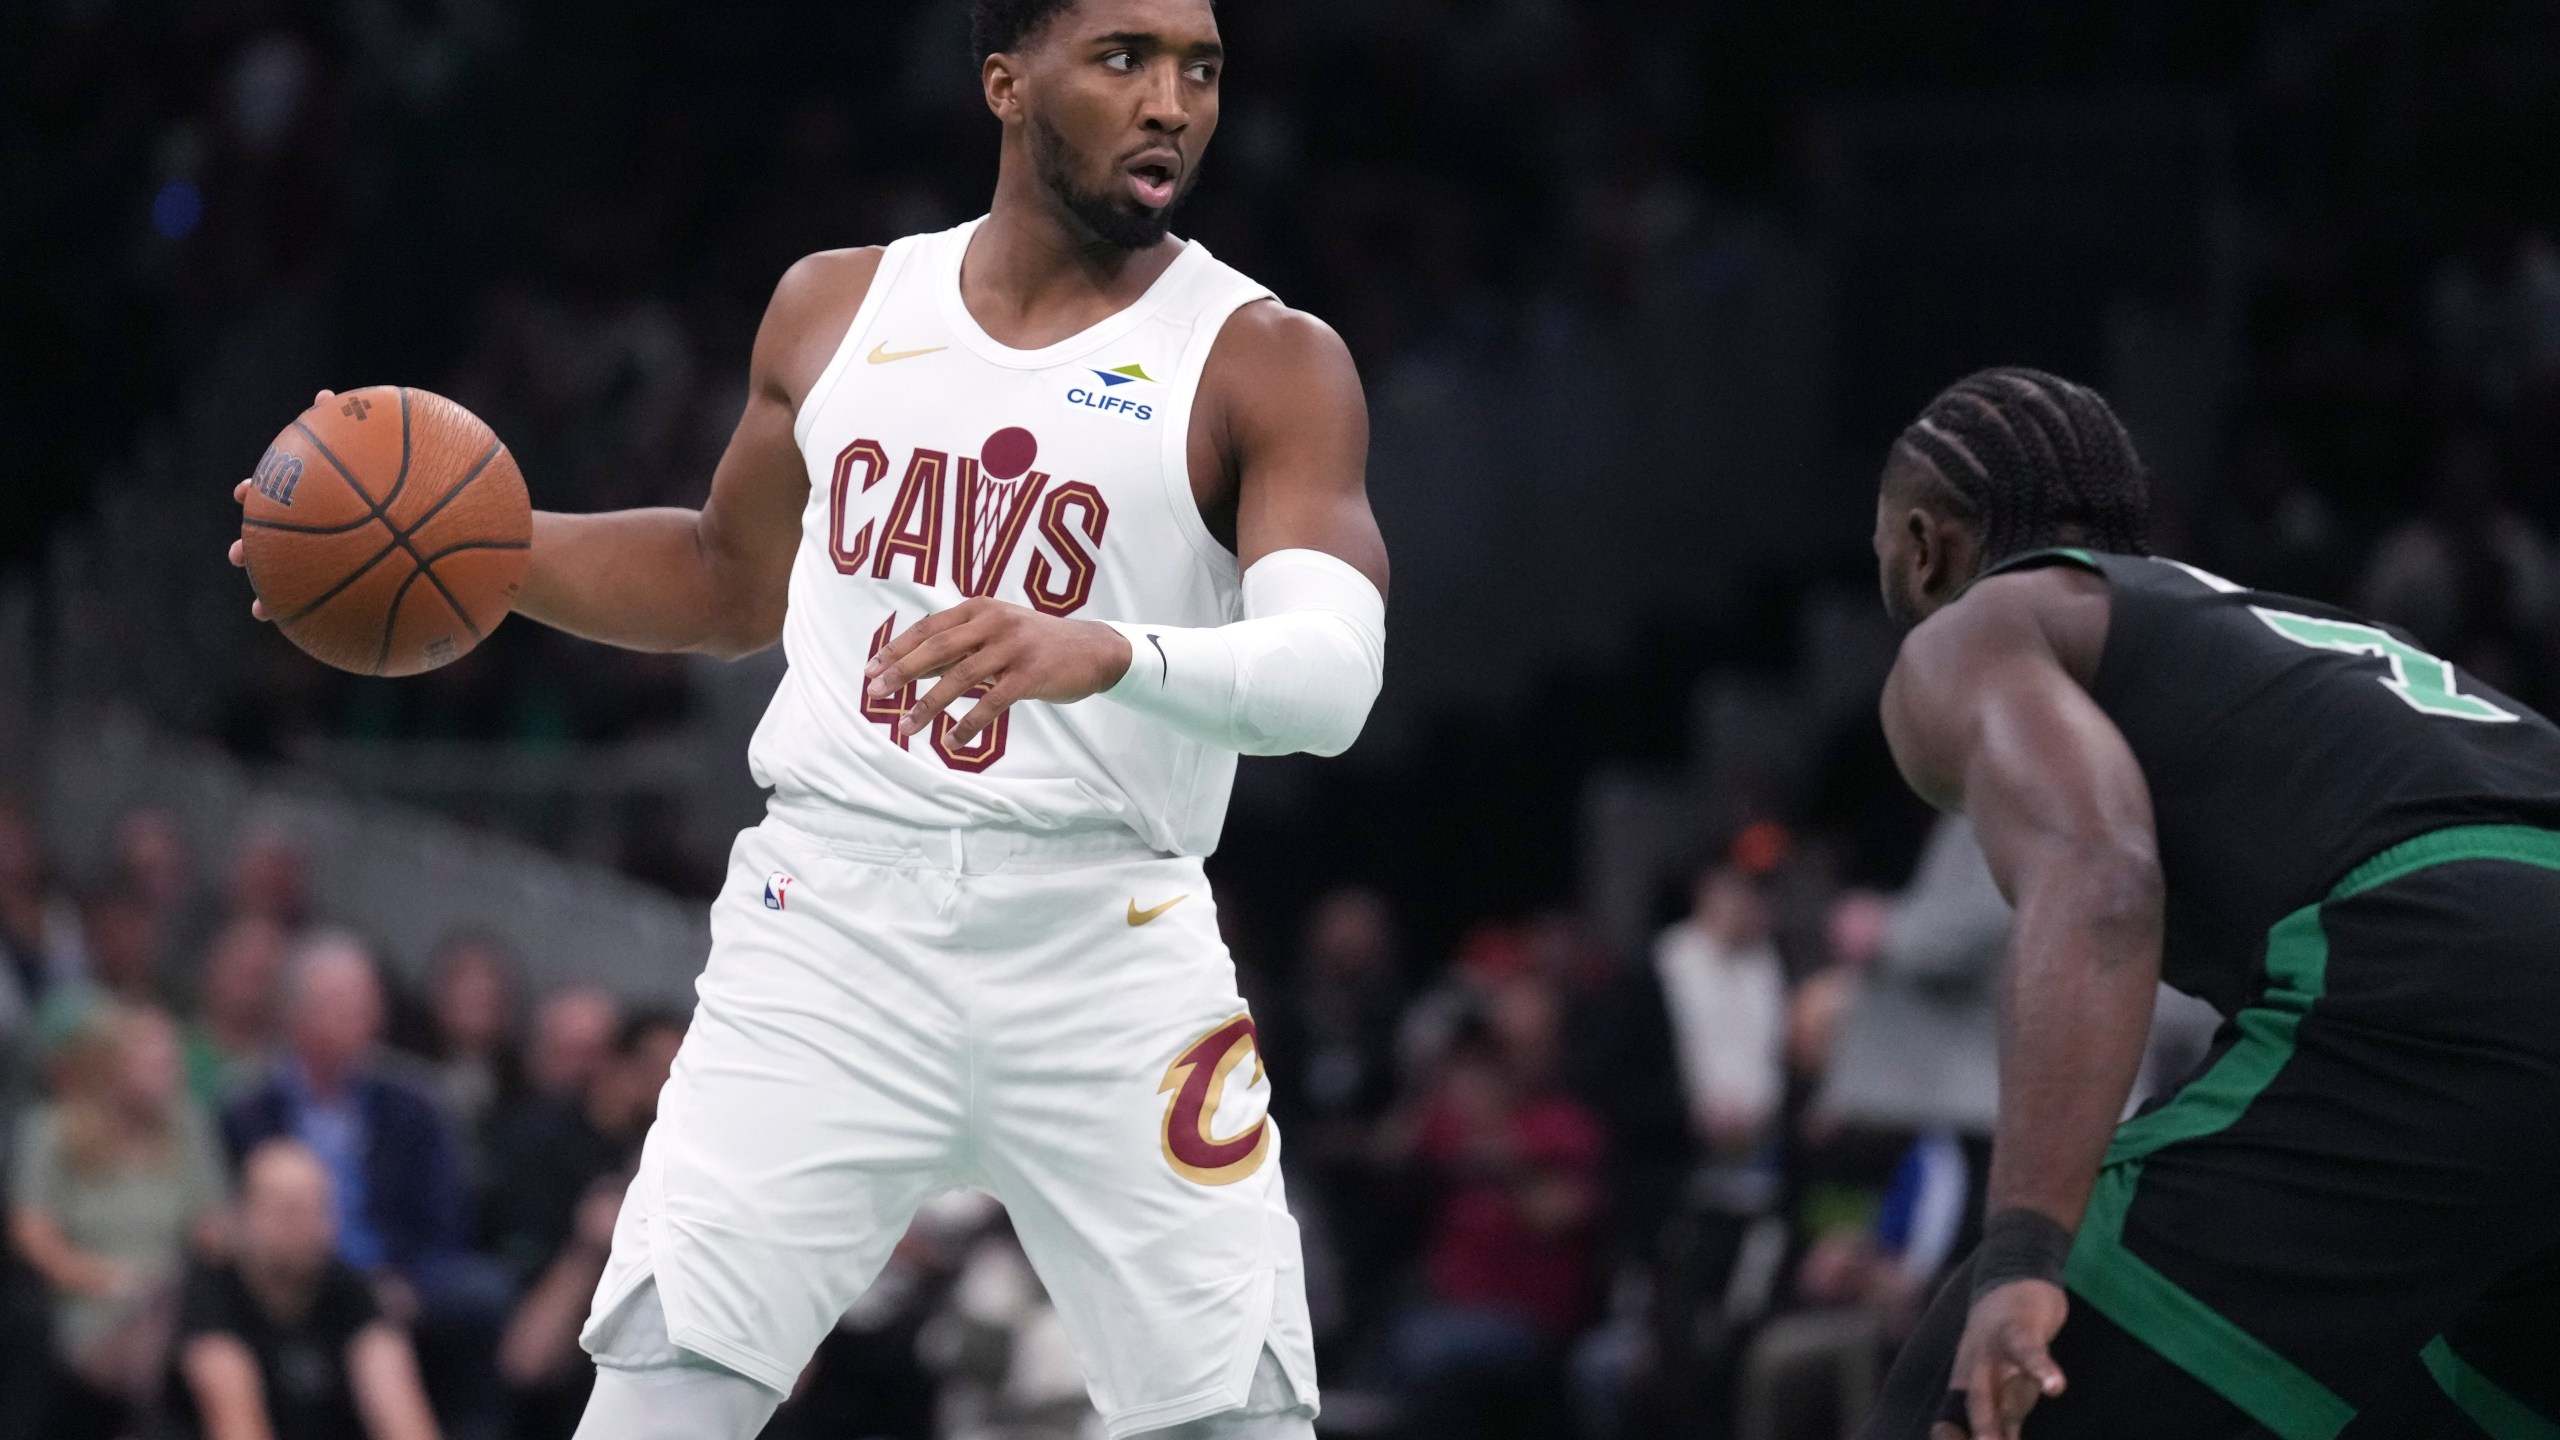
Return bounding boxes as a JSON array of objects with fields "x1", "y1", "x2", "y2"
[{"x1": 229, "y1": 0, "x2": 1384, "y2": 1435}]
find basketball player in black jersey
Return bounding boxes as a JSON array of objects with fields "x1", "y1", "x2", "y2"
[{"x1": 1856, "y1": 369, "x2": 2560, "y2": 1440}]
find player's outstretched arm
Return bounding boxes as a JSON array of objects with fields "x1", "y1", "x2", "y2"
[
  {"x1": 868, "y1": 302, "x2": 1388, "y2": 755},
  {"x1": 229, "y1": 251, "x2": 880, "y2": 658},
  {"x1": 1880, "y1": 568, "x2": 2163, "y2": 1440},
  {"x1": 509, "y1": 249, "x2": 879, "y2": 657}
]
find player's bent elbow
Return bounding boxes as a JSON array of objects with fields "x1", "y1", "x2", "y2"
[
  {"x1": 691, "y1": 625, "x2": 782, "y2": 663},
  {"x1": 688, "y1": 593, "x2": 788, "y2": 661},
  {"x1": 1234, "y1": 628, "x2": 1382, "y2": 757},
  {"x1": 2065, "y1": 842, "x2": 2165, "y2": 952}
]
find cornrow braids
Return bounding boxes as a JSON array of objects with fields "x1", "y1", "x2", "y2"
[{"x1": 1893, "y1": 366, "x2": 2152, "y2": 565}]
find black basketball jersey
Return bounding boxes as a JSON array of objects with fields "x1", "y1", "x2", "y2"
[{"x1": 1984, "y1": 548, "x2": 2560, "y2": 1014}]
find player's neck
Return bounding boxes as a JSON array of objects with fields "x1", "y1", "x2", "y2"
[{"x1": 964, "y1": 168, "x2": 1183, "y2": 350}]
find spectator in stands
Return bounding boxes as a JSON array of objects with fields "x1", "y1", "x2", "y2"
[
  {"x1": 1384, "y1": 976, "x2": 1604, "y2": 1439},
  {"x1": 2358, "y1": 423, "x2": 2560, "y2": 707},
  {"x1": 1653, "y1": 856, "x2": 1786, "y2": 1167},
  {"x1": 1734, "y1": 1132, "x2": 1978, "y2": 1440},
  {"x1": 420, "y1": 932, "x2": 524, "y2": 1151},
  {"x1": 1817, "y1": 815, "x2": 2008, "y2": 1144},
  {"x1": 223, "y1": 931, "x2": 509, "y2": 1437},
  {"x1": 182, "y1": 916, "x2": 291, "y2": 1109},
  {"x1": 484, "y1": 1008, "x2": 681, "y2": 1286},
  {"x1": 10, "y1": 1003, "x2": 229, "y2": 1440},
  {"x1": 1264, "y1": 888, "x2": 1407, "y2": 1348},
  {"x1": 521, "y1": 986, "x2": 620, "y2": 1102},
  {"x1": 171, "y1": 1137, "x2": 442, "y2": 1440},
  {"x1": 493, "y1": 1175, "x2": 625, "y2": 1440},
  {"x1": 483, "y1": 1008, "x2": 679, "y2": 1435},
  {"x1": 0, "y1": 798, "x2": 82, "y2": 1025},
  {"x1": 108, "y1": 806, "x2": 201, "y2": 979},
  {"x1": 75, "y1": 886, "x2": 167, "y2": 1008},
  {"x1": 221, "y1": 827, "x2": 311, "y2": 932}
]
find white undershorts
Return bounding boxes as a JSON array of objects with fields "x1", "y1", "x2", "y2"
[{"x1": 581, "y1": 808, "x2": 1317, "y2": 1438}]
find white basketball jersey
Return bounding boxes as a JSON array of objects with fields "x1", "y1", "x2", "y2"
[{"x1": 747, "y1": 219, "x2": 1275, "y2": 856}]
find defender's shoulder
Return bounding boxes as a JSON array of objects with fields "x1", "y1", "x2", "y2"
[{"x1": 1897, "y1": 565, "x2": 2111, "y2": 690}]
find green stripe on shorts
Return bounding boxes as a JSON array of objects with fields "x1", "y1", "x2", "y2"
[
  {"x1": 2422, "y1": 1337, "x2": 2560, "y2": 1440},
  {"x1": 2066, "y1": 825, "x2": 2560, "y2": 1440}
]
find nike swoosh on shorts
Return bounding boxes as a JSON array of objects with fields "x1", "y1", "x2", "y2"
[{"x1": 1127, "y1": 894, "x2": 1188, "y2": 926}]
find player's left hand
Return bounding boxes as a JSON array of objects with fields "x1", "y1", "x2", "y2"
[
  {"x1": 866, "y1": 598, "x2": 1135, "y2": 744},
  {"x1": 1933, "y1": 1278, "x2": 2068, "y2": 1440}
]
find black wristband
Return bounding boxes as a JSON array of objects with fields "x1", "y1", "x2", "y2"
[{"x1": 1970, "y1": 1208, "x2": 2074, "y2": 1300}]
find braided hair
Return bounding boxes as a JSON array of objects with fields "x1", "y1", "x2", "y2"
[{"x1": 1893, "y1": 367, "x2": 2151, "y2": 564}]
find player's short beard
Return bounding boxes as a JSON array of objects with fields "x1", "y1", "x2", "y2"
[{"x1": 1030, "y1": 111, "x2": 1189, "y2": 251}]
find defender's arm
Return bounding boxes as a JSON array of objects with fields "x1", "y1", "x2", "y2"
[{"x1": 1881, "y1": 571, "x2": 2163, "y2": 1439}]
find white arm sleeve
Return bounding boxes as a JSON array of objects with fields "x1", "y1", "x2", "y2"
[{"x1": 1099, "y1": 548, "x2": 1386, "y2": 757}]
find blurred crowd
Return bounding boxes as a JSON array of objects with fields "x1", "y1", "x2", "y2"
[
  {"x1": 0, "y1": 790, "x2": 2217, "y2": 1440},
  {"x1": 12, "y1": 1, "x2": 2560, "y2": 1436}
]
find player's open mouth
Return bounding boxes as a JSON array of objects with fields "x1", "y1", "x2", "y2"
[{"x1": 1127, "y1": 155, "x2": 1179, "y2": 209}]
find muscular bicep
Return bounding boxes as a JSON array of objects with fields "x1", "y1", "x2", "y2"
[
  {"x1": 697, "y1": 249, "x2": 881, "y2": 639},
  {"x1": 1214, "y1": 304, "x2": 1389, "y2": 595}
]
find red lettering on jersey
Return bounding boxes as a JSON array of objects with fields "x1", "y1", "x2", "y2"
[
  {"x1": 1023, "y1": 482, "x2": 1108, "y2": 616},
  {"x1": 827, "y1": 439, "x2": 891, "y2": 574},
  {"x1": 870, "y1": 448, "x2": 947, "y2": 586},
  {"x1": 930, "y1": 688, "x2": 1010, "y2": 772},
  {"x1": 861, "y1": 614, "x2": 915, "y2": 748},
  {"x1": 954, "y1": 459, "x2": 1052, "y2": 599},
  {"x1": 1156, "y1": 1015, "x2": 1270, "y2": 1186}
]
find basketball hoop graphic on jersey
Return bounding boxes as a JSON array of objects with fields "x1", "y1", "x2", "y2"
[
  {"x1": 1156, "y1": 1015, "x2": 1271, "y2": 1186},
  {"x1": 956, "y1": 427, "x2": 1051, "y2": 598}
]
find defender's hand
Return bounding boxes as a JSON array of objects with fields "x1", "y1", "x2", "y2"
[
  {"x1": 866, "y1": 598, "x2": 1134, "y2": 744},
  {"x1": 231, "y1": 388, "x2": 339, "y2": 621},
  {"x1": 1932, "y1": 1279, "x2": 2067, "y2": 1440}
]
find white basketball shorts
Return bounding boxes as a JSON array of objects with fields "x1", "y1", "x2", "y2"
[{"x1": 580, "y1": 806, "x2": 1318, "y2": 1437}]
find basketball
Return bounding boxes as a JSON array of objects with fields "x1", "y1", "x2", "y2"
[{"x1": 239, "y1": 386, "x2": 530, "y2": 677}]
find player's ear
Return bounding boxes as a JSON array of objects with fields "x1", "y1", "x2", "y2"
[
  {"x1": 1913, "y1": 509, "x2": 1979, "y2": 610},
  {"x1": 984, "y1": 51, "x2": 1027, "y2": 123}
]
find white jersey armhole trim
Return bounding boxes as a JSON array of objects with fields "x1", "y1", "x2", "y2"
[
  {"x1": 791, "y1": 237, "x2": 922, "y2": 451},
  {"x1": 2158, "y1": 557, "x2": 2248, "y2": 594},
  {"x1": 1157, "y1": 281, "x2": 1278, "y2": 581}
]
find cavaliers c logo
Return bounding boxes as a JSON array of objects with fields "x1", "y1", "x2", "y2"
[{"x1": 1157, "y1": 1015, "x2": 1271, "y2": 1186}]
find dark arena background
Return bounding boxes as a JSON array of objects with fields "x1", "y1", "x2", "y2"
[{"x1": 6, "y1": 2, "x2": 2560, "y2": 1437}]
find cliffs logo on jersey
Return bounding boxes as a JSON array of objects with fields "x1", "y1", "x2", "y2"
[
  {"x1": 1157, "y1": 1014, "x2": 1271, "y2": 1187},
  {"x1": 762, "y1": 872, "x2": 794, "y2": 910},
  {"x1": 1066, "y1": 362, "x2": 1156, "y2": 422}
]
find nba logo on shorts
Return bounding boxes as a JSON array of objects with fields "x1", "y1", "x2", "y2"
[{"x1": 762, "y1": 872, "x2": 794, "y2": 910}]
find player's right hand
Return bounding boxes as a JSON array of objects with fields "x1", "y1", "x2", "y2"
[
  {"x1": 231, "y1": 388, "x2": 338, "y2": 620},
  {"x1": 1933, "y1": 1278, "x2": 2068, "y2": 1440}
]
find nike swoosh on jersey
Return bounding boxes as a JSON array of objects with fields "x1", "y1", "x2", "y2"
[
  {"x1": 867, "y1": 343, "x2": 947, "y2": 364},
  {"x1": 1127, "y1": 894, "x2": 1188, "y2": 926}
]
